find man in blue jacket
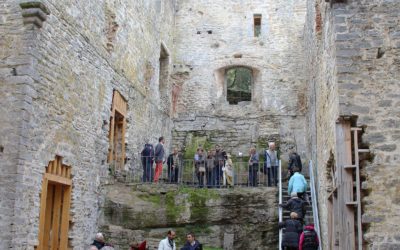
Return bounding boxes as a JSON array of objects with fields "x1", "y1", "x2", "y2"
[{"x1": 181, "y1": 233, "x2": 202, "y2": 250}]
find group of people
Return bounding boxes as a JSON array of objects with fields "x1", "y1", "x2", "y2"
[
  {"x1": 158, "y1": 230, "x2": 202, "y2": 250},
  {"x1": 88, "y1": 231, "x2": 202, "y2": 250},
  {"x1": 278, "y1": 159, "x2": 319, "y2": 250},
  {"x1": 141, "y1": 138, "x2": 302, "y2": 188}
]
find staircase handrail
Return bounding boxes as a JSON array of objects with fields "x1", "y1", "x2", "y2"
[
  {"x1": 309, "y1": 160, "x2": 321, "y2": 250},
  {"x1": 278, "y1": 160, "x2": 282, "y2": 250}
]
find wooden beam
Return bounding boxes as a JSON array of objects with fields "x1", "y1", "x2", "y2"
[
  {"x1": 59, "y1": 186, "x2": 72, "y2": 250},
  {"x1": 121, "y1": 116, "x2": 126, "y2": 170},
  {"x1": 336, "y1": 121, "x2": 355, "y2": 249},
  {"x1": 50, "y1": 184, "x2": 62, "y2": 249},
  {"x1": 353, "y1": 129, "x2": 363, "y2": 249},
  {"x1": 45, "y1": 173, "x2": 72, "y2": 186},
  {"x1": 37, "y1": 177, "x2": 49, "y2": 249}
]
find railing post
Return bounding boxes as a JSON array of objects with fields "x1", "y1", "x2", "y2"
[
  {"x1": 278, "y1": 160, "x2": 282, "y2": 250},
  {"x1": 309, "y1": 160, "x2": 322, "y2": 250}
]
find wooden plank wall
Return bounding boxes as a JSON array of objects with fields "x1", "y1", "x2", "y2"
[
  {"x1": 335, "y1": 121, "x2": 355, "y2": 250},
  {"x1": 108, "y1": 90, "x2": 127, "y2": 170},
  {"x1": 37, "y1": 156, "x2": 72, "y2": 250}
]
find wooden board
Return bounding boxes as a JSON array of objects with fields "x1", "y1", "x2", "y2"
[{"x1": 335, "y1": 121, "x2": 355, "y2": 250}]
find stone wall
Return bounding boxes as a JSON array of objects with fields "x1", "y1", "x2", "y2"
[
  {"x1": 0, "y1": 0, "x2": 176, "y2": 248},
  {"x1": 172, "y1": 0, "x2": 309, "y2": 161},
  {"x1": 101, "y1": 184, "x2": 278, "y2": 250},
  {"x1": 0, "y1": 0, "x2": 29, "y2": 247},
  {"x1": 305, "y1": 0, "x2": 400, "y2": 249}
]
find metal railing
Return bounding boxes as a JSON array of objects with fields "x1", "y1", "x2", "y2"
[
  {"x1": 309, "y1": 160, "x2": 321, "y2": 250},
  {"x1": 120, "y1": 155, "x2": 278, "y2": 188},
  {"x1": 278, "y1": 160, "x2": 283, "y2": 250}
]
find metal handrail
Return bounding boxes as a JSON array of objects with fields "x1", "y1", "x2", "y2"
[
  {"x1": 309, "y1": 160, "x2": 322, "y2": 250},
  {"x1": 278, "y1": 160, "x2": 282, "y2": 250}
]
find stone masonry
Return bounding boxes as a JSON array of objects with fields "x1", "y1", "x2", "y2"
[
  {"x1": 1, "y1": 0, "x2": 400, "y2": 249},
  {"x1": 0, "y1": 0, "x2": 176, "y2": 248},
  {"x1": 172, "y1": 0, "x2": 309, "y2": 161},
  {"x1": 305, "y1": 0, "x2": 400, "y2": 249}
]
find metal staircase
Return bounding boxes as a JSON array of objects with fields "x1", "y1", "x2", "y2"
[{"x1": 278, "y1": 160, "x2": 321, "y2": 250}]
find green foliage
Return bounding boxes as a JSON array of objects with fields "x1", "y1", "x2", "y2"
[{"x1": 203, "y1": 248, "x2": 223, "y2": 250}]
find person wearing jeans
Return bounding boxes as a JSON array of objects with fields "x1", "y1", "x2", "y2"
[
  {"x1": 264, "y1": 142, "x2": 279, "y2": 186},
  {"x1": 248, "y1": 148, "x2": 259, "y2": 187}
]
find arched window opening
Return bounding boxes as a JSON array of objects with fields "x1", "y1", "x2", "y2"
[{"x1": 226, "y1": 67, "x2": 252, "y2": 104}]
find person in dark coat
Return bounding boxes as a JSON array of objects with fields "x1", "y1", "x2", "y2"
[
  {"x1": 141, "y1": 143, "x2": 154, "y2": 182},
  {"x1": 167, "y1": 148, "x2": 180, "y2": 183},
  {"x1": 288, "y1": 150, "x2": 302, "y2": 178},
  {"x1": 279, "y1": 212, "x2": 303, "y2": 250},
  {"x1": 279, "y1": 192, "x2": 307, "y2": 223},
  {"x1": 181, "y1": 233, "x2": 202, "y2": 250}
]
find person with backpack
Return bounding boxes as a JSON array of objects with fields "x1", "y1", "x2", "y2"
[
  {"x1": 141, "y1": 143, "x2": 154, "y2": 182},
  {"x1": 279, "y1": 192, "x2": 307, "y2": 224},
  {"x1": 299, "y1": 224, "x2": 319, "y2": 250},
  {"x1": 279, "y1": 212, "x2": 303, "y2": 250}
]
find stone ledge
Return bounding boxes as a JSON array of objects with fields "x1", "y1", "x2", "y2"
[{"x1": 20, "y1": 1, "x2": 50, "y2": 28}]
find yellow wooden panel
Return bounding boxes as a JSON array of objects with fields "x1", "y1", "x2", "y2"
[
  {"x1": 50, "y1": 185, "x2": 62, "y2": 249},
  {"x1": 45, "y1": 173, "x2": 72, "y2": 186},
  {"x1": 59, "y1": 186, "x2": 72, "y2": 250},
  {"x1": 37, "y1": 177, "x2": 49, "y2": 249}
]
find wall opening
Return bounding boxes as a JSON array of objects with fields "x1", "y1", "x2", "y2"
[
  {"x1": 37, "y1": 156, "x2": 72, "y2": 250},
  {"x1": 226, "y1": 67, "x2": 252, "y2": 104},
  {"x1": 108, "y1": 90, "x2": 127, "y2": 171},
  {"x1": 253, "y1": 14, "x2": 262, "y2": 37}
]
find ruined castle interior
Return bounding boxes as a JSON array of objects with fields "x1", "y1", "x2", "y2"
[{"x1": 1, "y1": 0, "x2": 399, "y2": 249}]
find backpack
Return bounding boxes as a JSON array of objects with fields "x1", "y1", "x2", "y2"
[
  {"x1": 141, "y1": 144, "x2": 153, "y2": 158},
  {"x1": 303, "y1": 229, "x2": 318, "y2": 250}
]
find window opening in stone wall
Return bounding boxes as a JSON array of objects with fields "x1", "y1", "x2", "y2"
[
  {"x1": 254, "y1": 14, "x2": 262, "y2": 37},
  {"x1": 226, "y1": 67, "x2": 252, "y2": 104},
  {"x1": 108, "y1": 90, "x2": 127, "y2": 171},
  {"x1": 37, "y1": 156, "x2": 72, "y2": 250},
  {"x1": 159, "y1": 43, "x2": 170, "y2": 111}
]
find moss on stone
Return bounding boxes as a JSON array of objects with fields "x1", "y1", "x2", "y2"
[
  {"x1": 138, "y1": 193, "x2": 161, "y2": 206},
  {"x1": 165, "y1": 191, "x2": 185, "y2": 223}
]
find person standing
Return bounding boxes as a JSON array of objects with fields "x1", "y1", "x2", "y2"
[
  {"x1": 223, "y1": 153, "x2": 234, "y2": 186},
  {"x1": 180, "y1": 232, "x2": 202, "y2": 250},
  {"x1": 194, "y1": 148, "x2": 206, "y2": 187},
  {"x1": 141, "y1": 143, "x2": 154, "y2": 182},
  {"x1": 213, "y1": 145, "x2": 224, "y2": 187},
  {"x1": 205, "y1": 150, "x2": 215, "y2": 187},
  {"x1": 248, "y1": 148, "x2": 259, "y2": 187},
  {"x1": 167, "y1": 148, "x2": 180, "y2": 183},
  {"x1": 158, "y1": 230, "x2": 176, "y2": 250},
  {"x1": 154, "y1": 137, "x2": 166, "y2": 183},
  {"x1": 264, "y1": 142, "x2": 279, "y2": 186}
]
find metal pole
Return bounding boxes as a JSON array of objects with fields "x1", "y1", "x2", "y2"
[{"x1": 278, "y1": 160, "x2": 282, "y2": 250}]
